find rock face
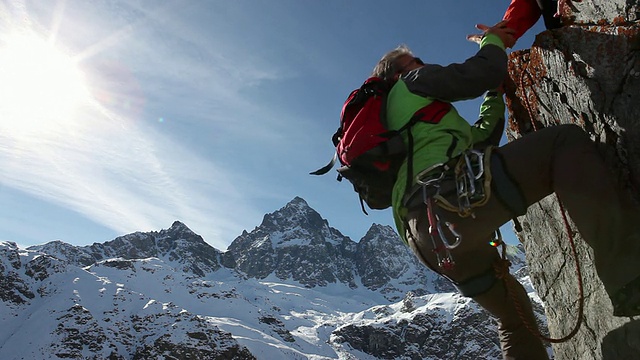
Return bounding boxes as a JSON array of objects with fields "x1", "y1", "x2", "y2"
[{"x1": 505, "y1": 1, "x2": 640, "y2": 359}]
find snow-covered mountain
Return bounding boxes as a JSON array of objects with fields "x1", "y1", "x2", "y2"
[{"x1": 0, "y1": 197, "x2": 546, "y2": 359}]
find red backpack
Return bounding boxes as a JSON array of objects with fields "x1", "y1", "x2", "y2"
[{"x1": 311, "y1": 77, "x2": 450, "y2": 213}]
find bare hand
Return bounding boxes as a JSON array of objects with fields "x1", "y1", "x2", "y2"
[
  {"x1": 467, "y1": 20, "x2": 516, "y2": 48},
  {"x1": 466, "y1": 33, "x2": 483, "y2": 45}
]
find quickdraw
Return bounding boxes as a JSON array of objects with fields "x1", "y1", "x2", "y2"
[{"x1": 455, "y1": 149, "x2": 487, "y2": 215}]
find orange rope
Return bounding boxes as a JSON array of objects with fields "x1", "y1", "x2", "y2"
[
  {"x1": 504, "y1": 54, "x2": 585, "y2": 343},
  {"x1": 495, "y1": 213, "x2": 585, "y2": 343},
  {"x1": 517, "y1": 54, "x2": 538, "y2": 133}
]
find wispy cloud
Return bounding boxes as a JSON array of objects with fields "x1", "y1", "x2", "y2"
[
  {"x1": 0, "y1": 96, "x2": 271, "y2": 248},
  {"x1": 0, "y1": 1, "x2": 339, "y2": 248}
]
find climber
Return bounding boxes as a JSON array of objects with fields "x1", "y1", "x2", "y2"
[
  {"x1": 467, "y1": 0, "x2": 583, "y2": 47},
  {"x1": 371, "y1": 19, "x2": 640, "y2": 360}
]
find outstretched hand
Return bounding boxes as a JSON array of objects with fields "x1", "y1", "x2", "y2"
[{"x1": 466, "y1": 20, "x2": 516, "y2": 49}]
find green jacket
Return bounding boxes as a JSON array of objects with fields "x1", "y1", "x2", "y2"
[{"x1": 387, "y1": 33, "x2": 508, "y2": 243}]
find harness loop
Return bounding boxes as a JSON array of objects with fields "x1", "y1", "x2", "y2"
[
  {"x1": 425, "y1": 147, "x2": 494, "y2": 218},
  {"x1": 410, "y1": 147, "x2": 495, "y2": 270}
]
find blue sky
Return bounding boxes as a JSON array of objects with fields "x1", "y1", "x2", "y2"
[{"x1": 0, "y1": 0, "x2": 545, "y2": 250}]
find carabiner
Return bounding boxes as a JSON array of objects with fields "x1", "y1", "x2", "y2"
[{"x1": 435, "y1": 215, "x2": 462, "y2": 249}]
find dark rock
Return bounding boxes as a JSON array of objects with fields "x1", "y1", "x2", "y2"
[
  {"x1": 332, "y1": 297, "x2": 503, "y2": 359},
  {"x1": 98, "y1": 259, "x2": 137, "y2": 271},
  {"x1": 130, "y1": 312, "x2": 255, "y2": 360},
  {"x1": 0, "y1": 242, "x2": 35, "y2": 304},
  {"x1": 25, "y1": 255, "x2": 68, "y2": 281},
  {"x1": 30, "y1": 221, "x2": 226, "y2": 277},
  {"x1": 259, "y1": 316, "x2": 295, "y2": 343},
  {"x1": 505, "y1": 1, "x2": 640, "y2": 358},
  {"x1": 227, "y1": 197, "x2": 358, "y2": 288}
]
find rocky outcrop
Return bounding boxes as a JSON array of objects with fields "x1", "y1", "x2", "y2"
[
  {"x1": 226, "y1": 197, "x2": 359, "y2": 288},
  {"x1": 0, "y1": 242, "x2": 35, "y2": 304},
  {"x1": 129, "y1": 307, "x2": 256, "y2": 360},
  {"x1": 505, "y1": 1, "x2": 640, "y2": 359},
  {"x1": 47, "y1": 303, "x2": 255, "y2": 360},
  {"x1": 30, "y1": 221, "x2": 227, "y2": 277},
  {"x1": 225, "y1": 197, "x2": 455, "y2": 299},
  {"x1": 332, "y1": 293, "x2": 505, "y2": 360}
]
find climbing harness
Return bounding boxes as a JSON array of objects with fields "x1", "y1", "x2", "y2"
[
  {"x1": 411, "y1": 148, "x2": 496, "y2": 270},
  {"x1": 455, "y1": 149, "x2": 488, "y2": 215},
  {"x1": 418, "y1": 148, "x2": 493, "y2": 218},
  {"x1": 413, "y1": 166, "x2": 456, "y2": 270}
]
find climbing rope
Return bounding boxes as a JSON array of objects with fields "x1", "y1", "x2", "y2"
[
  {"x1": 502, "y1": 54, "x2": 586, "y2": 343},
  {"x1": 494, "y1": 210, "x2": 585, "y2": 344}
]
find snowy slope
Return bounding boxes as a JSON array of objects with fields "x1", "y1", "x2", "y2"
[{"x1": 0, "y1": 197, "x2": 547, "y2": 359}]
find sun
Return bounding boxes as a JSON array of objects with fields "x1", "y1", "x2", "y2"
[{"x1": 0, "y1": 32, "x2": 90, "y2": 135}]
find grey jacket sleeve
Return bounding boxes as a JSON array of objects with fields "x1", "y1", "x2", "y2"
[{"x1": 401, "y1": 44, "x2": 508, "y2": 102}]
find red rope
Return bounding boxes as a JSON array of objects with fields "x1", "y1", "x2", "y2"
[
  {"x1": 505, "y1": 54, "x2": 585, "y2": 343},
  {"x1": 495, "y1": 204, "x2": 584, "y2": 343}
]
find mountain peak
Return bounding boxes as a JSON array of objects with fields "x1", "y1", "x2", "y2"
[
  {"x1": 259, "y1": 197, "x2": 326, "y2": 232},
  {"x1": 169, "y1": 220, "x2": 191, "y2": 232},
  {"x1": 162, "y1": 221, "x2": 201, "y2": 242},
  {"x1": 366, "y1": 223, "x2": 397, "y2": 236},
  {"x1": 281, "y1": 197, "x2": 314, "y2": 217},
  {"x1": 289, "y1": 196, "x2": 308, "y2": 207}
]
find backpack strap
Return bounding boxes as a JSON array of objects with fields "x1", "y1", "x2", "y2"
[
  {"x1": 309, "y1": 152, "x2": 337, "y2": 175},
  {"x1": 410, "y1": 101, "x2": 451, "y2": 125},
  {"x1": 397, "y1": 100, "x2": 452, "y2": 193}
]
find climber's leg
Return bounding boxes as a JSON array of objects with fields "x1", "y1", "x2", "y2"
[
  {"x1": 473, "y1": 275, "x2": 551, "y2": 360},
  {"x1": 496, "y1": 124, "x2": 640, "y2": 316},
  {"x1": 405, "y1": 206, "x2": 550, "y2": 360}
]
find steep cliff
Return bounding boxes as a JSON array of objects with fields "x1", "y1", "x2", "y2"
[{"x1": 505, "y1": 1, "x2": 640, "y2": 359}]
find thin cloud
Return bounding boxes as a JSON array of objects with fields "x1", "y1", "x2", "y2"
[
  {"x1": 0, "y1": 1, "x2": 334, "y2": 248},
  {"x1": 0, "y1": 94, "x2": 268, "y2": 249}
]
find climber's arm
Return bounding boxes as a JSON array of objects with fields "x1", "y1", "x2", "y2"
[
  {"x1": 470, "y1": 91, "x2": 506, "y2": 147},
  {"x1": 502, "y1": 0, "x2": 543, "y2": 42}
]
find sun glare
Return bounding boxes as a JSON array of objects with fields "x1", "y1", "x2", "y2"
[{"x1": 0, "y1": 32, "x2": 90, "y2": 135}]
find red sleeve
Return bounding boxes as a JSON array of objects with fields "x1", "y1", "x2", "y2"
[{"x1": 502, "y1": 0, "x2": 542, "y2": 41}]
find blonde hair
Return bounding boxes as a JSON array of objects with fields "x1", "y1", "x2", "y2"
[{"x1": 371, "y1": 44, "x2": 413, "y2": 82}]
